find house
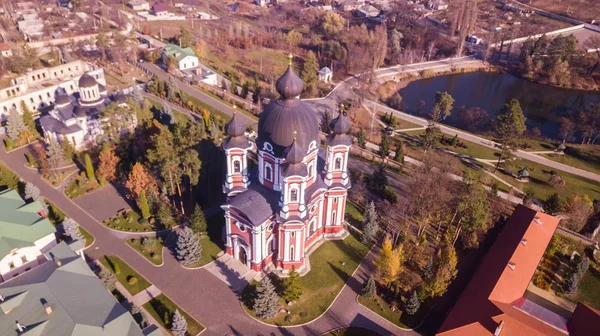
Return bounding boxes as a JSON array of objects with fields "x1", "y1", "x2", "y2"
[
  {"x1": 427, "y1": 0, "x2": 448, "y2": 11},
  {"x1": 318, "y1": 66, "x2": 332, "y2": 83},
  {"x1": 162, "y1": 43, "x2": 199, "y2": 70},
  {"x1": 0, "y1": 189, "x2": 56, "y2": 283},
  {"x1": 151, "y1": 2, "x2": 169, "y2": 16},
  {"x1": 194, "y1": 68, "x2": 218, "y2": 86},
  {"x1": 437, "y1": 205, "x2": 600, "y2": 336},
  {"x1": 256, "y1": 0, "x2": 267, "y2": 6},
  {"x1": 39, "y1": 74, "x2": 136, "y2": 151},
  {"x1": 196, "y1": 11, "x2": 219, "y2": 20},
  {"x1": 340, "y1": 0, "x2": 365, "y2": 11},
  {"x1": 359, "y1": 5, "x2": 380, "y2": 17},
  {"x1": 128, "y1": 0, "x2": 150, "y2": 11},
  {"x1": 0, "y1": 241, "x2": 154, "y2": 336},
  {"x1": 221, "y1": 59, "x2": 352, "y2": 274},
  {"x1": 0, "y1": 44, "x2": 11, "y2": 57}
]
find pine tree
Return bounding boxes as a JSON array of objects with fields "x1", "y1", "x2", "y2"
[
  {"x1": 130, "y1": 304, "x2": 149, "y2": 329},
  {"x1": 565, "y1": 272, "x2": 579, "y2": 295},
  {"x1": 84, "y1": 154, "x2": 95, "y2": 181},
  {"x1": 422, "y1": 256, "x2": 434, "y2": 281},
  {"x1": 362, "y1": 201, "x2": 378, "y2": 244},
  {"x1": 320, "y1": 110, "x2": 332, "y2": 133},
  {"x1": 282, "y1": 266, "x2": 302, "y2": 302},
  {"x1": 170, "y1": 310, "x2": 187, "y2": 336},
  {"x1": 132, "y1": 85, "x2": 144, "y2": 105},
  {"x1": 190, "y1": 205, "x2": 207, "y2": 234},
  {"x1": 254, "y1": 276, "x2": 280, "y2": 319},
  {"x1": 405, "y1": 290, "x2": 421, "y2": 315},
  {"x1": 24, "y1": 182, "x2": 41, "y2": 202},
  {"x1": 176, "y1": 226, "x2": 202, "y2": 266},
  {"x1": 300, "y1": 51, "x2": 319, "y2": 95},
  {"x1": 6, "y1": 108, "x2": 27, "y2": 141},
  {"x1": 361, "y1": 277, "x2": 376, "y2": 297},
  {"x1": 62, "y1": 218, "x2": 84, "y2": 241},
  {"x1": 161, "y1": 104, "x2": 175, "y2": 125},
  {"x1": 98, "y1": 267, "x2": 116, "y2": 291},
  {"x1": 379, "y1": 132, "x2": 390, "y2": 159},
  {"x1": 46, "y1": 140, "x2": 65, "y2": 170},
  {"x1": 450, "y1": 134, "x2": 458, "y2": 147},
  {"x1": 139, "y1": 190, "x2": 151, "y2": 219},
  {"x1": 394, "y1": 141, "x2": 404, "y2": 163},
  {"x1": 61, "y1": 139, "x2": 76, "y2": 162}
]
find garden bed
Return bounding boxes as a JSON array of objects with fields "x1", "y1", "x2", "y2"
[
  {"x1": 104, "y1": 210, "x2": 154, "y2": 233},
  {"x1": 42, "y1": 171, "x2": 73, "y2": 188},
  {"x1": 99, "y1": 256, "x2": 151, "y2": 296},
  {"x1": 241, "y1": 232, "x2": 369, "y2": 326},
  {"x1": 126, "y1": 237, "x2": 164, "y2": 265},
  {"x1": 143, "y1": 294, "x2": 204, "y2": 335},
  {"x1": 64, "y1": 173, "x2": 101, "y2": 199},
  {"x1": 79, "y1": 226, "x2": 94, "y2": 247}
]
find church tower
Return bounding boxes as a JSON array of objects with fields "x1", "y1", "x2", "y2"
[
  {"x1": 222, "y1": 106, "x2": 251, "y2": 196},
  {"x1": 324, "y1": 108, "x2": 352, "y2": 187}
]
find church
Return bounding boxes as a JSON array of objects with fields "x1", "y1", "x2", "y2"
[{"x1": 221, "y1": 57, "x2": 352, "y2": 274}]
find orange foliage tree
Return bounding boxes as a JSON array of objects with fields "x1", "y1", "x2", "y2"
[
  {"x1": 125, "y1": 162, "x2": 157, "y2": 199},
  {"x1": 97, "y1": 146, "x2": 120, "y2": 182}
]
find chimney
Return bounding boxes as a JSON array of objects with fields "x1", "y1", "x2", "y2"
[
  {"x1": 533, "y1": 216, "x2": 542, "y2": 225},
  {"x1": 0, "y1": 293, "x2": 4, "y2": 302},
  {"x1": 16, "y1": 321, "x2": 26, "y2": 333},
  {"x1": 37, "y1": 210, "x2": 47, "y2": 218},
  {"x1": 43, "y1": 303, "x2": 52, "y2": 315},
  {"x1": 494, "y1": 320, "x2": 504, "y2": 336}
]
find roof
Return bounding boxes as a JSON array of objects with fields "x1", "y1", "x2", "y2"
[
  {"x1": 225, "y1": 183, "x2": 280, "y2": 226},
  {"x1": 78, "y1": 73, "x2": 97, "y2": 88},
  {"x1": 152, "y1": 2, "x2": 169, "y2": 12},
  {"x1": 0, "y1": 190, "x2": 55, "y2": 260},
  {"x1": 0, "y1": 43, "x2": 10, "y2": 52},
  {"x1": 161, "y1": 44, "x2": 197, "y2": 62},
  {"x1": 567, "y1": 303, "x2": 600, "y2": 336},
  {"x1": 437, "y1": 205, "x2": 563, "y2": 336},
  {"x1": 0, "y1": 242, "x2": 146, "y2": 336},
  {"x1": 318, "y1": 67, "x2": 332, "y2": 75}
]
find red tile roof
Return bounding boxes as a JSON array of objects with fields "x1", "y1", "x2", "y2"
[
  {"x1": 152, "y1": 2, "x2": 168, "y2": 12},
  {"x1": 437, "y1": 205, "x2": 563, "y2": 336},
  {"x1": 0, "y1": 43, "x2": 10, "y2": 51}
]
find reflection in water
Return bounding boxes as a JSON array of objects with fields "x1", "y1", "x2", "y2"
[{"x1": 398, "y1": 72, "x2": 600, "y2": 138}]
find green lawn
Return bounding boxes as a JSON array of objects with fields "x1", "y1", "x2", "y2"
[
  {"x1": 143, "y1": 294, "x2": 204, "y2": 335},
  {"x1": 42, "y1": 171, "x2": 72, "y2": 188},
  {"x1": 576, "y1": 270, "x2": 600, "y2": 310},
  {"x1": 521, "y1": 138, "x2": 557, "y2": 152},
  {"x1": 542, "y1": 144, "x2": 600, "y2": 175},
  {"x1": 242, "y1": 232, "x2": 370, "y2": 326},
  {"x1": 185, "y1": 215, "x2": 225, "y2": 268},
  {"x1": 99, "y1": 256, "x2": 151, "y2": 296},
  {"x1": 488, "y1": 157, "x2": 600, "y2": 201},
  {"x1": 79, "y1": 227, "x2": 94, "y2": 247},
  {"x1": 126, "y1": 237, "x2": 164, "y2": 265},
  {"x1": 105, "y1": 210, "x2": 154, "y2": 232},
  {"x1": 358, "y1": 295, "x2": 406, "y2": 328},
  {"x1": 324, "y1": 327, "x2": 382, "y2": 336},
  {"x1": 345, "y1": 200, "x2": 364, "y2": 228},
  {"x1": 64, "y1": 174, "x2": 101, "y2": 199}
]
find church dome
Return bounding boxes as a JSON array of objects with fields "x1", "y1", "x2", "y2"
[
  {"x1": 79, "y1": 73, "x2": 97, "y2": 88},
  {"x1": 55, "y1": 94, "x2": 70, "y2": 107},
  {"x1": 225, "y1": 107, "x2": 246, "y2": 137},
  {"x1": 283, "y1": 134, "x2": 306, "y2": 164},
  {"x1": 330, "y1": 111, "x2": 351, "y2": 135},
  {"x1": 257, "y1": 56, "x2": 319, "y2": 157}
]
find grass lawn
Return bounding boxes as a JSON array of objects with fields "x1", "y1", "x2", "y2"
[
  {"x1": 358, "y1": 295, "x2": 405, "y2": 328},
  {"x1": 42, "y1": 171, "x2": 73, "y2": 188},
  {"x1": 105, "y1": 210, "x2": 154, "y2": 233},
  {"x1": 488, "y1": 157, "x2": 600, "y2": 201},
  {"x1": 79, "y1": 226, "x2": 94, "y2": 247},
  {"x1": 542, "y1": 144, "x2": 600, "y2": 175},
  {"x1": 99, "y1": 256, "x2": 151, "y2": 296},
  {"x1": 143, "y1": 294, "x2": 204, "y2": 335},
  {"x1": 324, "y1": 327, "x2": 382, "y2": 336},
  {"x1": 242, "y1": 232, "x2": 370, "y2": 326},
  {"x1": 345, "y1": 200, "x2": 364, "y2": 228},
  {"x1": 521, "y1": 138, "x2": 557, "y2": 152},
  {"x1": 64, "y1": 174, "x2": 101, "y2": 199},
  {"x1": 185, "y1": 215, "x2": 225, "y2": 268},
  {"x1": 576, "y1": 270, "x2": 600, "y2": 310},
  {"x1": 126, "y1": 237, "x2": 164, "y2": 265}
]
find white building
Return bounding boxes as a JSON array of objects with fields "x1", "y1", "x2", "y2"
[
  {"x1": 318, "y1": 66, "x2": 333, "y2": 83},
  {"x1": 196, "y1": 11, "x2": 219, "y2": 20},
  {"x1": 128, "y1": 0, "x2": 150, "y2": 11},
  {"x1": 162, "y1": 44, "x2": 199, "y2": 71},
  {"x1": 0, "y1": 60, "x2": 105, "y2": 120},
  {"x1": 0, "y1": 189, "x2": 57, "y2": 283},
  {"x1": 0, "y1": 43, "x2": 11, "y2": 57},
  {"x1": 359, "y1": 5, "x2": 380, "y2": 17},
  {"x1": 39, "y1": 74, "x2": 135, "y2": 151}
]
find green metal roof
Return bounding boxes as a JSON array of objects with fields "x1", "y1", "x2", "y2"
[
  {"x1": 161, "y1": 43, "x2": 196, "y2": 62},
  {"x1": 0, "y1": 189, "x2": 55, "y2": 260}
]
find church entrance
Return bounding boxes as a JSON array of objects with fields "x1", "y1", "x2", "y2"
[{"x1": 238, "y1": 245, "x2": 248, "y2": 266}]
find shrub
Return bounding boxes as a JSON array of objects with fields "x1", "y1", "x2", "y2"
[
  {"x1": 299, "y1": 312, "x2": 308, "y2": 318},
  {"x1": 284, "y1": 315, "x2": 293, "y2": 323},
  {"x1": 150, "y1": 252, "x2": 157, "y2": 259},
  {"x1": 128, "y1": 276, "x2": 138, "y2": 285},
  {"x1": 112, "y1": 262, "x2": 121, "y2": 274},
  {"x1": 142, "y1": 238, "x2": 156, "y2": 248},
  {"x1": 533, "y1": 272, "x2": 551, "y2": 290}
]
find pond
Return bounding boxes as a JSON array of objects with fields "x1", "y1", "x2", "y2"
[{"x1": 397, "y1": 72, "x2": 600, "y2": 139}]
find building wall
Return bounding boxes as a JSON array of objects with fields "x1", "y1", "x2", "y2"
[
  {"x1": 179, "y1": 56, "x2": 199, "y2": 70},
  {"x1": 0, "y1": 233, "x2": 56, "y2": 282}
]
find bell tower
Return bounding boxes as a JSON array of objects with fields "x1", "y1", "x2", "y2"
[
  {"x1": 222, "y1": 106, "x2": 251, "y2": 196},
  {"x1": 324, "y1": 108, "x2": 352, "y2": 186}
]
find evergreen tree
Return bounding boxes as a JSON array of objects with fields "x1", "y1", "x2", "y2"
[
  {"x1": 394, "y1": 141, "x2": 404, "y2": 163},
  {"x1": 46, "y1": 140, "x2": 65, "y2": 170},
  {"x1": 356, "y1": 128, "x2": 366, "y2": 149},
  {"x1": 161, "y1": 104, "x2": 175, "y2": 125},
  {"x1": 320, "y1": 110, "x2": 332, "y2": 133},
  {"x1": 170, "y1": 310, "x2": 187, "y2": 336},
  {"x1": 565, "y1": 272, "x2": 579, "y2": 295},
  {"x1": 362, "y1": 201, "x2": 378, "y2": 244},
  {"x1": 544, "y1": 193, "x2": 562, "y2": 215},
  {"x1": 422, "y1": 256, "x2": 434, "y2": 281},
  {"x1": 379, "y1": 132, "x2": 390, "y2": 159},
  {"x1": 371, "y1": 164, "x2": 388, "y2": 193},
  {"x1": 139, "y1": 190, "x2": 151, "y2": 219},
  {"x1": 450, "y1": 134, "x2": 458, "y2": 147},
  {"x1": 282, "y1": 266, "x2": 302, "y2": 302},
  {"x1": 132, "y1": 85, "x2": 144, "y2": 105},
  {"x1": 176, "y1": 226, "x2": 202, "y2": 266},
  {"x1": 254, "y1": 276, "x2": 280, "y2": 319},
  {"x1": 61, "y1": 218, "x2": 84, "y2": 241},
  {"x1": 61, "y1": 139, "x2": 76, "y2": 162},
  {"x1": 300, "y1": 51, "x2": 319, "y2": 95},
  {"x1": 24, "y1": 182, "x2": 41, "y2": 202},
  {"x1": 84, "y1": 154, "x2": 95, "y2": 181},
  {"x1": 6, "y1": 108, "x2": 27, "y2": 141},
  {"x1": 405, "y1": 291, "x2": 421, "y2": 315},
  {"x1": 130, "y1": 304, "x2": 149, "y2": 329},
  {"x1": 361, "y1": 277, "x2": 376, "y2": 297},
  {"x1": 20, "y1": 101, "x2": 38, "y2": 140},
  {"x1": 190, "y1": 205, "x2": 207, "y2": 234},
  {"x1": 98, "y1": 267, "x2": 116, "y2": 291},
  {"x1": 495, "y1": 99, "x2": 526, "y2": 171}
]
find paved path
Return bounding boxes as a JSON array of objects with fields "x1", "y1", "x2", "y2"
[
  {"x1": 73, "y1": 183, "x2": 132, "y2": 222},
  {"x1": 203, "y1": 254, "x2": 257, "y2": 294}
]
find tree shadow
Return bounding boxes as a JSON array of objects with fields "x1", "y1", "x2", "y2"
[{"x1": 145, "y1": 298, "x2": 171, "y2": 329}]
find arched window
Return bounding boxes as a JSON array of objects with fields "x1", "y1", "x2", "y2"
[
  {"x1": 308, "y1": 162, "x2": 314, "y2": 179},
  {"x1": 290, "y1": 189, "x2": 298, "y2": 202},
  {"x1": 290, "y1": 245, "x2": 295, "y2": 261},
  {"x1": 265, "y1": 165, "x2": 272, "y2": 181},
  {"x1": 233, "y1": 160, "x2": 241, "y2": 173},
  {"x1": 332, "y1": 211, "x2": 337, "y2": 226},
  {"x1": 334, "y1": 157, "x2": 342, "y2": 170}
]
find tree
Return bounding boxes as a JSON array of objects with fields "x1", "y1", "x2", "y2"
[
  {"x1": 379, "y1": 132, "x2": 390, "y2": 160},
  {"x1": 98, "y1": 267, "x2": 116, "y2": 291},
  {"x1": 20, "y1": 101, "x2": 38, "y2": 140},
  {"x1": 320, "y1": 110, "x2": 332, "y2": 133},
  {"x1": 367, "y1": 25, "x2": 387, "y2": 83},
  {"x1": 61, "y1": 218, "x2": 84, "y2": 241},
  {"x1": 282, "y1": 266, "x2": 302, "y2": 302},
  {"x1": 319, "y1": 11, "x2": 345, "y2": 37},
  {"x1": 422, "y1": 257, "x2": 434, "y2": 281},
  {"x1": 394, "y1": 141, "x2": 404, "y2": 163},
  {"x1": 356, "y1": 128, "x2": 366, "y2": 148},
  {"x1": 6, "y1": 108, "x2": 27, "y2": 141},
  {"x1": 562, "y1": 194, "x2": 593, "y2": 232},
  {"x1": 160, "y1": 104, "x2": 175, "y2": 125},
  {"x1": 565, "y1": 272, "x2": 579, "y2": 295},
  {"x1": 46, "y1": 140, "x2": 65, "y2": 171},
  {"x1": 454, "y1": 173, "x2": 490, "y2": 248},
  {"x1": 427, "y1": 234, "x2": 458, "y2": 298},
  {"x1": 176, "y1": 226, "x2": 202, "y2": 266},
  {"x1": 405, "y1": 291, "x2": 421, "y2": 315},
  {"x1": 371, "y1": 164, "x2": 388, "y2": 193},
  {"x1": 24, "y1": 183, "x2": 41, "y2": 202},
  {"x1": 361, "y1": 277, "x2": 376, "y2": 297},
  {"x1": 190, "y1": 205, "x2": 207, "y2": 234},
  {"x1": 548, "y1": 173, "x2": 566, "y2": 188},
  {"x1": 495, "y1": 99, "x2": 526, "y2": 171},
  {"x1": 194, "y1": 39, "x2": 207, "y2": 60},
  {"x1": 84, "y1": 154, "x2": 95, "y2": 181},
  {"x1": 179, "y1": 26, "x2": 194, "y2": 48},
  {"x1": 362, "y1": 201, "x2": 379, "y2": 244},
  {"x1": 139, "y1": 190, "x2": 151, "y2": 219},
  {"x1": 423, "y1": 122, "x2": 441, "y2": 153},
  {"x1": 544, "y1": 193, "x2": 562, "y2": 215},
  {"x1": 98, "y1": 146, "x2": 120, "y2": 182},
  {"x1": 253, "y1": 276, "x2": 280, "y2": 319},
  {"x1": 61, "y1": 139, "x2": 76, "y2": 162},
  {"x1": 101, "y1": 102, "x2": 134, "y2": 141},
  {"x1": 170, "y1": 310, "x2": 187, "y2": 336},
  {"x1": 431, "y1": 91, "x2": 454, "y2": 123},
  {"x1": 285, "y1": 30, "x2": 302, "y2": 47},
  {"x1": 374, "y1": 237, "x2": 404, "y2": 287},
  {"x1": 126, "y1": 162, "x2": 156, "y2": 199},
  {"x1": 130, "y1": 305, "x2": 148, "y2": 329},
  {"x1": 300, "y1": 51, "x2": 319, "y2": 95}
]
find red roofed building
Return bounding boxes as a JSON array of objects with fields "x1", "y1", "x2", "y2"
[
  {"x1": 0, "y1": 43, "x2": 12, "y2": 57},
  {"x1": 151, "y1": 3, "x2": 169, "y2": 16},
  {"x1": 437, "y1": 205, "x2": 599, "y2": 336}
]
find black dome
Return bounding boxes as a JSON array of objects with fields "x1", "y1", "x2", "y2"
[
  {"x1": 55, "y1": 94, "x2": 69, "y2": 106},
  {"x1": 275, "y1": 56, "x2": 303, "y2": 99},
  {"x1": 283, "y1": 136, "x2": 306, "y2": 164},
  {"x1": 225, "y1": 110, "x2": 246, "y2": 137},
  {"x1": 79, "y1": 73, "x2": 97, "y2": 88},
  {"x1": 74, "y1": 105, "x2": 88, "y2": 117},
  {"x1": 330, "y1": 112, "x2": 351, "y2": 135}
]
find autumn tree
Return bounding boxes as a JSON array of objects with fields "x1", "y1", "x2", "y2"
[
  {"x1": 367, "y1": 24, "x2": 387, "y2": 83},
  {"x1": 495, "y1": 99, "x2": 526, "y2": 172},
  {"x1": 318, "y1": 11, "x2": 345, "y2": 38},
  {"x1": 453, "y1": 170, "x2": 490, "y2": 248},
  {"x1": 431, "y1": 91, "x2": 454, "y2": 123},
  {"x1": 194, "y1": 39, "x2": 207, "y2": 60},
  {"x1": 20, "y1": 101, "x2": 38, "y2": 140},
  {"x1": 562, "y1": 194, "x2": 593, "y2": 232},
  {"x1": 178, "y1": 26, "x2": 194, "y2": 48},
  {"x1": 301, "y1": 51, "x2": 319, "y2": 95},
  {"x1": 126, "y1": 162, "x2": 156, "y2": 199},
  {"x1": 97, "y1": 146, "x2": 120, "y2": 182},
  {"x1": 374, "y1": 236, "x2": 405, "y2": 287},
  {"x1": 427, "y1": 232, "x2": 458, "y2": 298}
]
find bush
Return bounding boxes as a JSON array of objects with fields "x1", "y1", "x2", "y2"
[
  {"x1": 113, "y1": 262, "x2": 121, "y2": 274},
  {"x1": 142, "y1": 238, "x2": 156, "y2": 248},
  {"x1": 383, "y1": 186, "x2": 398, "y2": 204},
  {"x1": 128, "y1": 276, "x2": 138, "y2": 285},
  {"x1": 299, "y1": 312, "x2": 308, "y2": 318},
  {"x1": 284, "y1": 315, "x2": 293, "y2": 323},
  {"x1": 533, "y1": 272, "x2": 551, "y2": 290}
]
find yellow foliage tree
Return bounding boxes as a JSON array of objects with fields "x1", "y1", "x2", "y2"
[
  {"x1": 374, "y1": 236, "x2": 405, "y2": 288},
  {"x1": 194, "y1": 39, "x2": 207, "y2": 60},
  {"x1": 125, "y1": 162, "x2": 156, "y2": 199}
]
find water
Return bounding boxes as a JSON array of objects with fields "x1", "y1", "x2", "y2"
[{"x1": 398, "y1": 72, "x2": 600, "y2": 138}]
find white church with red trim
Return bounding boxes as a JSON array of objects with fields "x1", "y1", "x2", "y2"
[{"x1": 221, "y1": 57, "x2": 352, "y2": 274}]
